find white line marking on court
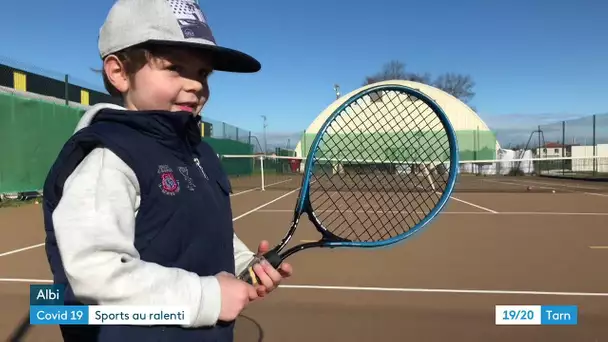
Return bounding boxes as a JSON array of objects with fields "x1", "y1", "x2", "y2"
[
  {"x1": 230, "y1": 188, "x2": 259, "y2": 197},
  {"x1": 232, "y1": 188, "x2": 300, "y2": 221},
  {"x1": 3, "y1": 278, "x2": 607, "y2": 297},
  {"x1": 500, "y1": 211, "x2": 608, "y2": 216},
  {"x1": 0, "y1": 243, "x2": 45, "y2": 258},
  {"x1": 258, "y1": 209, "x2": 404, "y2": 214},
  {"x1": 230, "y1": 179, "x2": 293, "y2": 197},
  {"x1": 280, "y1": 284, "x2": 608, "y2": 297},
  {"x1": 482, "y1": 179, "x2": 559, "y2": 191},
  {"x1": 515, "y1": 179, "x2": 602, "y2": 191},
  {"x1": 583, "y1": 192, "x2": 608, "y2": 197},
  {"x1": 0, "y1": 186, "x2": 300, "y2": 258},
  {"x1": 255, "y1": 209, "x2": 608, "y2": 216},
  {"x1": 428, "y1": 186, "x2": 498, "y2": 214},
  {"x1": 0, "y1": 278, "x2": 52, "y2": 283},
  {"x1": 504, "y1": 178, "x2": 608, "y2": 197},
  {"x1": 449, "y1": 196, "x2": 498, "y2": 213}
]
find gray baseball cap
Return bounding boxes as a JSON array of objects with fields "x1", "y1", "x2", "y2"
[{"x1": 98, "y1": 0, "x2": 261, "y2": 73}]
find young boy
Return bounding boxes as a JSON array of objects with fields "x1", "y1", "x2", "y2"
[{"x1": 41, "y1": 0, "x2": 292, "y2": 341}]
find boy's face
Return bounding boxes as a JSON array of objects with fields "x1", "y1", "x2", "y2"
[{"x1": 106, "y1": 47, "x2": 213, "y2": 116}]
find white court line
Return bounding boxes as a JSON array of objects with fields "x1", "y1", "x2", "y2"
[
  {"x1": 488, "y1": 211, "x2": 608, "y2": 216},
  {"x1": 482, "y1": 179, "x2": 559, "y2": 191},
  {"x1": 0, "y1": 243, "x2": 45, "y2": 258},
  {"x1": 230, "y1": 188, "x2": 258, "y2": 197},
  {"x1": 255, "y1": 209, "x2": 608, "y2": 216},
  {"x1": 505, "y1": 178, "x2": 608, "y2": 197},
  {"x1": 583, "y1": 192, "x2": 608, "y2": 198},
  {"x1": 0, "y1": 188, "x2": 300, "y2": 258},
  {"x1": 0, "y1": 278, "x2": 52, "y2": 283},
  {"x1": 517, "y1": 179, "x2": 602, "y2": 191},
  {"x1": 449, "y1": 196, "x2": 498, "y2": 214},
  {"x1": 423, "y1": 185, "x2": 498, "y2": 214},
  {"x1": 1, "y1": 278, "x2": 607, "y2": 297},
  {"x1": 232, "y1": 188, "x2": 300, "y2": 221},
  {"x1": 280, "y1": 284, "x2": 608, "y2": 297},
  {"x1": 230, "y1": 179, "x2": 293, "y2": 197}
]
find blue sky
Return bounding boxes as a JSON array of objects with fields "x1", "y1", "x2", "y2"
[{"x1": 1, "y1": 0, "x2": 607, "y2": 148}]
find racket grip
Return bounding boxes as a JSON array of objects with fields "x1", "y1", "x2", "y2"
[{"x1": 237, "y1": 250, "x2": 282, "y2": 285}]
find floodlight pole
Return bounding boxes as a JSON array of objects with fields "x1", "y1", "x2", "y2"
[
  {"x1": 261, "y1": 115, "x2": 268, "y2": 154},
  {"x1": 334, "y1": 84, "x2": 340, "y2": 99}
]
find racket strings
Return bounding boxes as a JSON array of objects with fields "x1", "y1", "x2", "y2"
[
  {"x1": 310, "y1": 125, "x2": 395, "y2": 241},
  {"x1": 366, "y1": 93, "x2": 445, "y2": 195},
  {"x1": 312, "y1": 119, "x2": 401, "y2": 240},
  {"x1": 308, "y1": 88, "x2": 453, "y2": 242},
  {"x1": 322, "y1": 98, "x2": 408, "y2": 238},
  {"x1": 396, "y1": 96, "x2": 450, "y2": 193},
  {"x1": 390, "y1": 93, "x2": 452, "y2": 194},
  {"x1": 310, "y1": 169, "x2": 373, "y2": 241},
  {"x1": 372, "y1": 98, "x2": 442, "y2": 202},
  {"x1": 310, "y1": 141, "x2": 398, "y2": 242},
  {"x1": 311, "y1": 94, "x2": 415, "y2": 241},
  {"x1": 361, "y1": 92, "x2": 446, "y2": 200},
  {"x1": 361, "y1": 93, "x2": 445, "y2": 237}
]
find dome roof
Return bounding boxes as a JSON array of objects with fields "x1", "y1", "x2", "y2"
[{"x1": 295, "y1": 80, "x2": 499, "y2": 161}]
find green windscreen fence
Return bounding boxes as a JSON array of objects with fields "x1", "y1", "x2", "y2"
[
  {"x1": 202, "y1": 137, "x2": 255, "y2": 176},
  {"x1": 457, "y1": 129, "x2": 497, "y2": 161},
  {"x1": 0, "y1": 92, "x2": 85, "y2": 194},
  {"x1": 0, "y1": 91, "x2": 257, "y2": 194}
]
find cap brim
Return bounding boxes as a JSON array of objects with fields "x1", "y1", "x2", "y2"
[{"x1": 147, "y1": 40, "x2": 261, "y2": 73}]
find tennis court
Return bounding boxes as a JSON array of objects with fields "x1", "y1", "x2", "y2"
[{"x1": 1, "y1": 169, "x2": 608, "y2": 341}]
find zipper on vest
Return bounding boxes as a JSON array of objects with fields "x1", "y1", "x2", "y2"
[{"x1": 193, "y1": 157, "x2": 209, "y2": 180}]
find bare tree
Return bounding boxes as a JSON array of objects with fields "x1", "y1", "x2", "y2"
[
  {"x1": 432, "y1": 73, "x2": 476, "y2": 104},
  {"x1": 363, "y1": 60, "x2": 476, "y2": 104},
  {"x1": 364, "y1": 60, "x2": 408, "y2": 85},
  {"x1": 405, "y1": 72, "x2": 432, "y2": 84}
]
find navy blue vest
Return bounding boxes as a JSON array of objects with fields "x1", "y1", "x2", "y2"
[{"x1": 42, "y1": 109, "x2": 236, "y2": 342}]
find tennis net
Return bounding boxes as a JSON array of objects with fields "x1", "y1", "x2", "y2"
[{"x1": 219, "y1": 154, "x2": 608, "y2": 193}]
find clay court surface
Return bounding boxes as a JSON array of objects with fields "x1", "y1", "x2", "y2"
[{"x1": 1, "y1": 176, "x2": 608, "y2": 341}]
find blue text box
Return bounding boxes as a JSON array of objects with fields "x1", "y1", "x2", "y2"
[
  {"x1": 30, "y1": 284, "x2": 65, "y2": 305},
  {"x1": 541, "y1": 305, "x2": 578, "y2": 325},
  {"x1": 30, "y1": 305, "x2": 89, "y2": 325}
]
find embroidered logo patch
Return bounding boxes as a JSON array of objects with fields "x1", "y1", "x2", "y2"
[
  {"x1": 158, "y1": 165, "x2": 180, "y2": 195},
  {"x1": 178, "y1": 166, "x2": 196, "y2": 191}
]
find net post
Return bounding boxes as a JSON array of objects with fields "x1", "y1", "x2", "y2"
[
  {"x1": 593, "y1": 114, "x2": 597, "y2": 175},
  {"x1": 537, "y1": 125, "x2": 541, "y2": 174},
  {"x1": 421, "y1": 163, "x2": 436, "y2": 191},
  {"x1": 561, "y1": 121, "x2": 565, "y2": 175},
  {"x1": 302, "y1": 130, "x2": 307, "y2": 158},
  {"x1": 64, "y1": 74, "x2": 69, "y2": 106},
  {"x1": 260, "y1": 155, "x2": 265, "y2": 191}
]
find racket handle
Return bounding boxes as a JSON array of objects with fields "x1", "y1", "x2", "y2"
[{"x1": 237, "y1": 250, "x2": 282, "y2": 285}]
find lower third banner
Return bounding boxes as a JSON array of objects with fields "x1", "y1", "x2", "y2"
[{"x1": 30, "y1": 305, "x2": 190, "y2": 325}]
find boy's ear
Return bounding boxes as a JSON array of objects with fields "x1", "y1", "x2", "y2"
[{"x1": 103, "y1": 55, "x2": 130, "y2": 93}]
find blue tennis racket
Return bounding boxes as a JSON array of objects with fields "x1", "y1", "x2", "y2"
[{"x1": 238, "y1": 84, "x2": 459, "y2": 285}]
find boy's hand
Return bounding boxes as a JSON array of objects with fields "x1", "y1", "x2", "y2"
[
  {"x1": 252, "y1": 240, "x2": 293, "y2": 297},
  {"x1": 215, "y1": 271, "x2": 257, "y2": 322}
]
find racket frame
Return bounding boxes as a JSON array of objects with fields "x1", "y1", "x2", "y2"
[
  {"x1": 238, "y1": 84, "x2": 459, "y2": 281},
  {"x1": 293, "y1": 84, "x2": 459, "y2": 248}
]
